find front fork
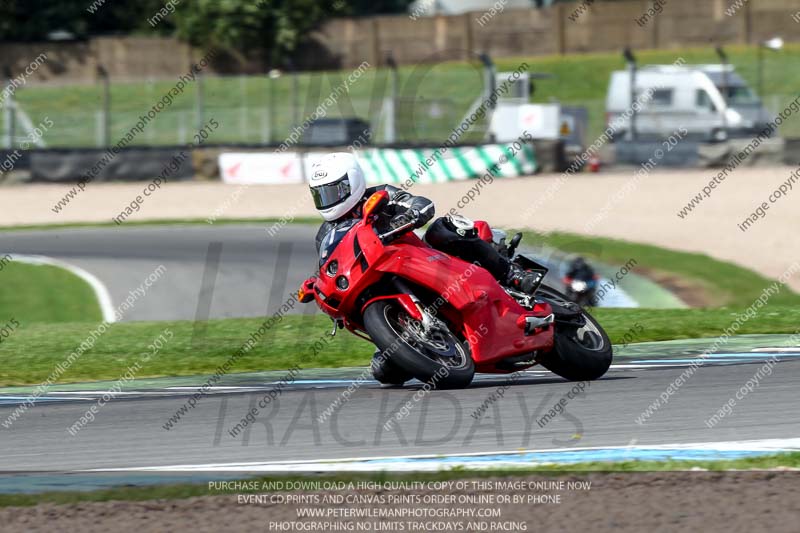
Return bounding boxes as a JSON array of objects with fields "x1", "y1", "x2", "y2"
[{"x1": 391, "y1": 277, "x2": 437, "y2": 332}]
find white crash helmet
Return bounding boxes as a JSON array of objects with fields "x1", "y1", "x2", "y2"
[{"x1": 309, "y1": 152, "x2": 367, "y2": 221}]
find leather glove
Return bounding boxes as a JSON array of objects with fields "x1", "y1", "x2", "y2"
[{"x1": 390, "y1": 208, "x2": 420, "y2": 229}]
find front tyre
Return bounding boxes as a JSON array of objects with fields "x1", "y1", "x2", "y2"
[
  {"x1": 363, "y1": 300, "x2": 475, "y2": 389},
  {"x1": 371, "y1": 353, "x2": 413, "y2": 386}
]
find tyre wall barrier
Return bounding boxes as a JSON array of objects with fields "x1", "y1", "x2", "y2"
[{"x1": 27, "y1": 148, "x2": 194, "y2": 183}]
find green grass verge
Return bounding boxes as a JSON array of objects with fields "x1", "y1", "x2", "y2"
[
  {"x1": 592, "y1": 307, "x2": 800, "y2": 342},
  {"x1": 3, "y1": 305, "x2": 800, "y2": 386},
  {"x1": 0, "y1": 261, "x2": 101, "y2": 325},
  {"x1": 525, "y1": 231, "x2": 800, "y2": 309},
  {"x1": 0, "y1": 452, "x2": 797, "y2": 507}
]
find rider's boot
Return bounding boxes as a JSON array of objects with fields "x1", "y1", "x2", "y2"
[{"x1": 505, "y1": 264, "x2": 541, "y2": 295}]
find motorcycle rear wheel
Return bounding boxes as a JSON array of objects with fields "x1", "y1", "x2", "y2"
[
  {"x1": 363, "y1": 300, "x2": 475, "y2": 389},
  {"x1": 535, "y1": 285, "x2": 613, "y2": 381}
]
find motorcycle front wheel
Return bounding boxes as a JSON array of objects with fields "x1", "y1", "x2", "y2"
[
  {"x1": 370, "y1": 353, "x2": 413, "y2": 386},
  {"x1": 363, "y1": 300, "x2": 475, "y2": 389}
]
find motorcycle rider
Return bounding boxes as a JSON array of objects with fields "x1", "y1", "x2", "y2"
[
  {"x1": 565, "y1": 256, "x2": 595, "y2": 281},
  {"x1": 309, "y1": 152, "x2": 541, "y2": 294}
]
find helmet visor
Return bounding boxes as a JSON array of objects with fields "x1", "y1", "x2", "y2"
[{"x1": 310, "y1": 174, "x2": 351, "y2": 210}]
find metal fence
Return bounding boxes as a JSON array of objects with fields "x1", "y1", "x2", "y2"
[
  {"x1": 0, "y1": 69, "x2": 489, "y2": 149},
  {"x1": 2, "y1": 69, "x2": 797, "y2": 150}
]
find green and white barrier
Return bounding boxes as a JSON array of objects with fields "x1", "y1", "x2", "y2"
[
  {"x1": 220, "y1": 143, "x2": 537, "y2": 185},
  {"x1": 356, "y1": 143, "x2": 537, "y2": 185}
]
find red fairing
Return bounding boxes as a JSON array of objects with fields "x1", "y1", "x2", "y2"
[
  {"x1": 474, "y1": 220, "x2": 493, "y2": 242},
  {"x1": 306, "y1": 213, "x2": 555, "y2": 373}
]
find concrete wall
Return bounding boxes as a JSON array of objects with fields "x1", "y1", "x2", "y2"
[
  {"x1": 0, "y1": 37, "x2": 201, "y2": 83},
  {"x1": 1, "y1": 0, "x2": 798, "y2": 81},
  {"x1": 316, "y1": 0, "x2": 800, "y2": 68}
]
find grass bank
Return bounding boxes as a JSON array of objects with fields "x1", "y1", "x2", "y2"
[
  {"x1": 527, "y1": 231, "x2": 800, "y2": 308},
  {"x1": 0, "y1": 260, "x2": 101, "y2": 325}
]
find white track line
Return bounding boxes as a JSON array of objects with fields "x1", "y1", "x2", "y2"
[
  {"x1": 91, "y1": 437, "x2": 800, "y2": 473},
  {"x1": 6, "y1": 254, "x2": 116, "y2": 323}
]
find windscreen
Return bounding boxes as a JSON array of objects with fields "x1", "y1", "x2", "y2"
[{"x1": 318, "y1": 218, "x2": 359, "y2": 266}]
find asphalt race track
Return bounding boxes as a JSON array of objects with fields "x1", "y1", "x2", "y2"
[
  {"x1": 0, "y1": 224, "x2": 578, "y2": 321},
  {"x1": 0, "y1": 224, "x2": 322, "y2": 321},
  {"x1": 1, "y1": 348, "x2": 798, "y2": 477},
  {"x1": 1, "y1": 224, "x2": 798, "y2": 492}
]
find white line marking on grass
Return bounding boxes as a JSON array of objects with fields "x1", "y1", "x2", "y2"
[{"x1": 5, "y1": 254, "x2": 116, "y2": 322}]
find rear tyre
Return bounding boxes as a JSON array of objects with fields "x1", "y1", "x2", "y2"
[
  {"x1": 363, "y1": 300, "x2": 475, "y2": 389},
  {"x1": 535, "y1": 285, "x2": 612, "y2": 381}
]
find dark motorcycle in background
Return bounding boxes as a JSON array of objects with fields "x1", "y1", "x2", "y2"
[
  {"x1": 563, "y1": 274, "x2": 599, "y2": 307},
  {"x1": 563, "y1": 256, "x2": 599, "y2": 307}
]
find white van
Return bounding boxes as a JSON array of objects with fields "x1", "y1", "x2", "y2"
[{"x1": 606, "y1": 64, "x2": 772, "y2": 142}]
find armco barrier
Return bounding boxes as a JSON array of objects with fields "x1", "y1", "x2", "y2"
[
  {"x1": 615, "y1": 141, "x2": 700, "y2": 168},
  {"x1": 783, "y1": 139, "x2": 800, "y2": 166},
  {"x1": 219, "y1": 143, "x2": 538, "y2": 185}
]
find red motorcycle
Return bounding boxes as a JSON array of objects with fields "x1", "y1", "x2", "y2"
[{"x1": 299, "y1": 191, "x2": 612, "y2": 389}]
